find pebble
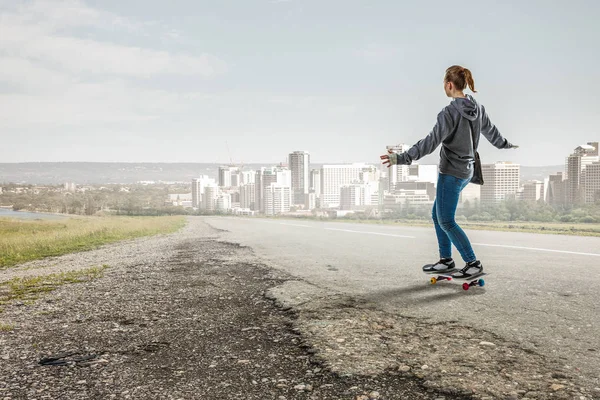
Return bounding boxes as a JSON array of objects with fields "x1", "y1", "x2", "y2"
[
  {"x1": 479, "y1": 341, "x2": 496, "y2": 347},
  {"x1": 551, "y1": 384, "x2": 566, "y2": 391},
  {"x1": 421, "y1": 365, "x2": 429, "y2": 370},
  {"x1": 294, "y1": 384, "x2": 306, "y2": 391},
  {"x1": 369, "y1": 391, "x2": 380, "y2": 399},
  {"x1": 398, "y1": 365, "x2": 411, "y2": 372}
]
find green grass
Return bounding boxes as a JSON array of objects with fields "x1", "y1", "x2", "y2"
[
  {"x1": 0, "y1": 216, "x2": 185, "y2": 269},
  {"x1": 0, "y1": 265, "x2": 109, "y2": 309},
  {"x1": 0, "y1": 323, "x2": 13, "y2": 331}
]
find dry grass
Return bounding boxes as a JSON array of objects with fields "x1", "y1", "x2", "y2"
[{"x1": 0, "y1": 216, "x2": 185, "y2": 269}]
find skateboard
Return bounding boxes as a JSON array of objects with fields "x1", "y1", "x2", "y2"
[{"x1": 425, "y1": 271, "x2": 487, "y2": 291}]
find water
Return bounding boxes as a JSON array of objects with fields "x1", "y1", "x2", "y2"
[{"x1": 0, "y1": 208, "x2": 70, "y2": 220}]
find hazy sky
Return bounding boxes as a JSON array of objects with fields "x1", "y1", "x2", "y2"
[{"x1": 1, "y1": 0, "x2": 599, "y2": 166}]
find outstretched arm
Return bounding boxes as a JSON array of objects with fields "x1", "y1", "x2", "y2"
[
  {"x1": 480, "y1": 105, "x2": 516, "y2": 149},
  {"x1": 381, "y1": 110, "x2": 453, "y2": 167}
]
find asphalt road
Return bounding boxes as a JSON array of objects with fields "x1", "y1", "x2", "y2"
[{"x1": 205, "y1": 217, "x2": 600, "y2": 389}]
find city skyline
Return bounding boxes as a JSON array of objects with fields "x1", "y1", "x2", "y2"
[{"x1": 1, "y1": 1, "x2": 599, "y2": 166}]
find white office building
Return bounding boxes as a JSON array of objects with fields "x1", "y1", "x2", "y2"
[
  {"x1": 264, "y1": 184, "x2": 292, "y2": 216},
  {"x1": 202, "y1": 184, "x2": 219, "y2": 211},
  {"x1": 320, "y1": 163, "x2": 377, "y2": 208},
  {"x1": 480, "y1": 162, "x2": 520, "y2": 205},
  {"x1": 583, "y1": 161, "x2": 600, "y2": 204},
  {"x1": 240, "y1": 183, "x2": 256, "y2": 210},
  {"x1": 386, "y1": 144, "x2": 411, "y2": 191},
  {"x1": 256, "y1": 166, "x2": 292, "y2": 213},
  {"x1": 566, "y1": 143, "x2": 599, "y2": 205},
  {"x1": 192, "y1": 175, "x2": 216, "y2": 208},
  {"x1": 216, "y1": 193, "x2": 232, "y2": 211},
  {"x1": 340, "y1": 182, "x2": 378, "y2": 210},
  {"x1": 218, "y1": 165, "x2": 240, "y2": 188}
]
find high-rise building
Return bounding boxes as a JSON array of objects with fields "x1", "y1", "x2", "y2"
[
  {"x1": 546, "y1": 172, "x2": 567, "y2": 206},
  {"x1": 395, "y1": 181, "x2": 436, "y2": 200},
  {"x1": 407, "y1": 164, "x2": 438, "y2": 185},
  {"x1": 218, "y1": 166, "x2": 240, "y2": 188},
  {"x1": 565, "y1": 144, "x2": 599, "y2": 205},
  {"x1": 240, "y1": 183, "x2": 256, "y2": 210},
  {"x1": 459, "y1": 183, "x2": 481, "y2": 206},
  {"x1": 583, "y1": 162, "x2": 600, "y2": 204},
  {"x1": 386, "y1": 144, "x2": 411, "y2": 191},
  {"x1": 339, "y1": 182, "x2": 378, "y2": 210},
  {"x1": 480, "y1": 162, "x2": 520, "y2": 205},
  {"x1": 289, "y1": 151, "x2": 310, "y2": 206},
  {"x1": 202, "y1": 184, "x2": 219, "y2": 211},
  {"x1": 264, "y1": 184, "x2": 291, "y2": 216},
  {"x1": 320, "y1": 163, "x2": 375, "y2": 208},
  {"x1": 192, "y1": 175, "x2": 215, "y2": 208},
  {"x1": 216, "y1": 193, "x2": 232, "y2": 211},
  {"x1": 240, "y1": 170, "x2": 256, "y2": 185},
  {"x1": 521, "y1": 180, "x2": 545, "y2": 202},
  {"x1": 255, "y1": 166, "x2": 292, "y2": 213}
]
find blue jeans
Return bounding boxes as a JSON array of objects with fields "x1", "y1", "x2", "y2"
[{"x1": 432, "y1": 173, "x2": 476, "y2": 263}]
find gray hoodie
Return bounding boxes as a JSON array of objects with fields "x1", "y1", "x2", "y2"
[{"x1": 395, "y1": 94, "x2": 513, "y2": 179}]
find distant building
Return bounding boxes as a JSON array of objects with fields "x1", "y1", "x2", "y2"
[
  {"x1": 310, "y1": 169, "x2": 321, "y2": 194},
  {"x1": 320, "y1": 163, "x2": 376, "y2": 208},
  {"x1": 394, "y1": 181, "x2": 436, "y2": 201},
  {"x1": 240, "y1": 170, "x2": 256, "y2": 185},
  {"x1": 583, "y1": 162, "x2": 600, "y2": 204},
  {"x1": 480, "y1": 162, "x2": 520, "y2": 205},
  {"x1": 192, "y1": 176, "x2": 215, "y2": 208},
  {"x1": 565, "y1": 143, "x2": 599, "y2": 205},
  {"x1": 339, "y1": 182, "x2": 377, "y2": 210},
  {"x1": 521, "y1": 180, "x2": 545, "y2": 202},
  {"x1": 383, "y1": 190, "x2": 433, "y2": 211},
  {"x1": 386, "y1": 144, "x2": 411, "y2": 191},
  {"x1": 239, "y1": 183, "x2": 256, "y2": 210},
  {"x1": 218, "y1": 165, "x2": 240, "y2": 188},
  {"x1": 546, "y1": 172, "x2": 567, "y2": 206},
  {"x1": 202, "y1": 184, "x2": 219, "y2": 211},
  {"x1": 64, "y1": 182, "x2": 76, "y2": 192},
  {"x1": 459, "y1": 183, "x2": 481, "y2": 206},
  {"x1": 264, "y1": 184, "x2": 291, "y2": 216},
  {"x1": 255, "y1": 166, "x2": 292, "y2": 213},
  {"x1": 407, "y1": 164, "x2": 438, "y2": 185},
  {"x1": 216, "y1": 193, "x2": 232, "y2": 211},
  {"x1": 289, "y1": 151, "x2": 310, "y2": 206}
]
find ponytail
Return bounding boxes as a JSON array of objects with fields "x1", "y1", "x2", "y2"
[
  {"x1": 463, "y1": 68, "x2": 477, "y2": 93},
  {"x1": 444, "y1": 65, "x2": 477, "y2": 93}
]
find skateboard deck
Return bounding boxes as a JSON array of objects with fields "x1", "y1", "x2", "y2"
[{"x1": 426, "y1": 271, "x2": 487, "y2": 291}]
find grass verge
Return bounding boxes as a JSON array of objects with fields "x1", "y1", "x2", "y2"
[
  {"x1": 0, "y1": 323, "x2": 13, "y2": 331},
  {"x1": 0, "y1": 265, "x2": 108, "y2": 311},
  {"x1": 0, "y1": 216, "x2": 185, "y2": 269}
]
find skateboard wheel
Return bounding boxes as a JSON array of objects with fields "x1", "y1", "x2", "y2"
[
  {"x1": 462, "y1": 282, "x2": 470, "y2": 291},
  {"x1": 479, "y1": 279, "x2": 485, "y2": 287},
  {"x1": 430, "y1": 277, "x2": 437, "y2": 284}
]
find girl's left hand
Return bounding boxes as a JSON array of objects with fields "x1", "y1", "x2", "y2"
[{"x1": 380, "y1": 149, "x2": 395, "y2": 168}]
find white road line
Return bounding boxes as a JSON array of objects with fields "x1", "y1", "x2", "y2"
[
  {"x1": 278, "y1": 223, "x2": 312, "y2": 228},
  {"x1": 472, "y1": 243, "x2": 600, "y2": 257},
  {"x1": 325, "y1": 228, "x2": 416, "y2": 239}
]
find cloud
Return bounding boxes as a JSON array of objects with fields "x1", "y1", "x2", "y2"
[
  {"x1": 0, "y1": 1, "x2": 227, "y2": 79},
  {"x1": 0, "y1": 0, "x2": 228, "y2": 130}
]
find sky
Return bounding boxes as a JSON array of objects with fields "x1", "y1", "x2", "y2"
[{"x1": 0, "y1": 0, "x2": 599, "y2": 166}]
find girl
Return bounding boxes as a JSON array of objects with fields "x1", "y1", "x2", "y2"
[{"x1": 380, "y1": 65, "x2": 518, "y2": 279}]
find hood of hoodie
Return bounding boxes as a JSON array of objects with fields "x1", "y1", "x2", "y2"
[{"x1": 450, "y1": 94, "x2": 479, "y2": 121}]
